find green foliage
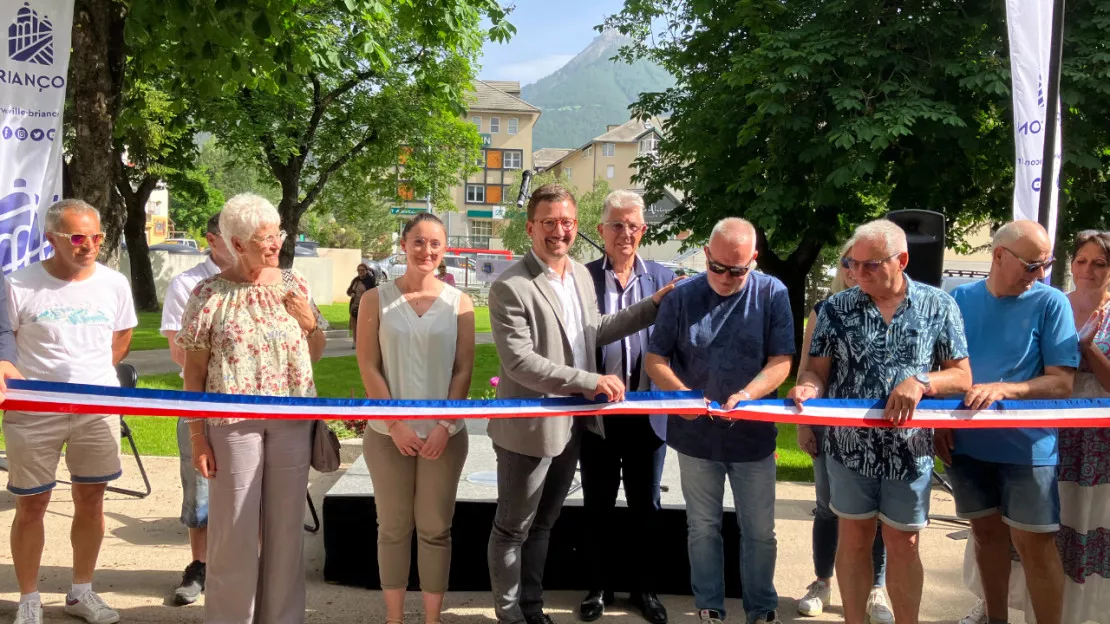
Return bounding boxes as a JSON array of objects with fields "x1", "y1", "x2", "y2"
[
  {"x1": 500, "y1": 172, "x2": 607, "y2": 262},
  {"x1": 126, "y1": 0, "x2": 515, "y2": 265},
  {"x1": 607, "y1": 0, "x2": 1110, "y2": 276},
  {"x1": 168, "y1": 138, "x2": 282, "y2": 234}
]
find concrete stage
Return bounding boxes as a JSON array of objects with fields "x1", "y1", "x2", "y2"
[{"x1": 324, "y1": 427, "x2": 746, "y2": 597}]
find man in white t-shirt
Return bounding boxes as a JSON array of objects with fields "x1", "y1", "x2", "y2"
[
  {"x1": 159, "y1": 212, "x2": 233, "y2": 606},
  {"x1": 5, "y1": 199, "x2": 138, "y2": 624}
]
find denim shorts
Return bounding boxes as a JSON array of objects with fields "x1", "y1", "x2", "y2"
[
  {"x1": 826, "y1": 456, "x2": 932, "y2": 532},
  {"x1": 177, "y1": 418, "x2": 209, "y2": 529},
  {"x1": 945, "y1": 454, "x2": 1059, "y2": 533}
]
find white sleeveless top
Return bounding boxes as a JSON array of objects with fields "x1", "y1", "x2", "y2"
[{"x1": 368, "y1": 281, "x2": 466, "y2": 438}]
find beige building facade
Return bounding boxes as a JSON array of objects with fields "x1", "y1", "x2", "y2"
[
  {"x1": 396, "y1": 80, "x2": 540, "y2": 250},
  {"x1": 537, "y1": 116, "x2": 664, "y2": 196}
]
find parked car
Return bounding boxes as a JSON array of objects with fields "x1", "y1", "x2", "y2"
[
  {"x1": 385, "y1": 253, "x2": 477, "y2": 285},
  {"x1": 162, "y1": 238, "x2": 200, "y2": 249}
]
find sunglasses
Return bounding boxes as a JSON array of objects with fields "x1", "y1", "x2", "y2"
[
  {"x1": 705, "y1": 249, "x2": 753, "y2": 277},
  {"x1": 841, "y1": 253, "x2": 898, "y2": 273},
  {"x1": 51, "y1": 232, "x2": 104, "y2": 246},
  {"x1": 1002, "y1": 247, "x2": 1055, "y2": 273}
]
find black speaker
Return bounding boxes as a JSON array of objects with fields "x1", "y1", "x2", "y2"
[{"x1": 886, "y1": 209, "x2": 945, "y2": 287}]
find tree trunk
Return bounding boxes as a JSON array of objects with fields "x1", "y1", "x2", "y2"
[
  {"x1": 277, "y1": 178, "x2": 302, "y2": 269},
  {"x1": 755, "y1": 232, "x2": 824, "y2": 374},
  {"x1": 122, "y1": 177, "x2": 160, "y2": 311},
  {"x1": 69, "y1": 0, "x2": 125, "y2": 256}
]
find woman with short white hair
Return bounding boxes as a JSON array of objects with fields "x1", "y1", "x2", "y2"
[{"x1": 178, "y1": 193, "x2": 327, "y2": 623}]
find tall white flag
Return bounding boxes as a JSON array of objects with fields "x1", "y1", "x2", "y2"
[
  {"x1": 0, "y1": 0, "x2": 73, "y2": 273},
  {"x1": 1006, "y1": 0, "x2": 1061, "y2": 244}
]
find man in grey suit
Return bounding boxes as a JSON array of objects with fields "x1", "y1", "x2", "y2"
[{"x1": 487, "y1": 183, "x2": 677, "y2": 624}]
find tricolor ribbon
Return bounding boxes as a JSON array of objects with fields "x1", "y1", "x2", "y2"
[{"x1": 3, "y1": 379, "x2": 1110, "y2": 428}]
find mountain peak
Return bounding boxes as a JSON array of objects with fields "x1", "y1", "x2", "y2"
[
  {"x1": 564, "y1": 30, "x2": 632, "y2": 71},
  {"x1": 521, "y1": 31, "x2": 673, "y2": 150}
]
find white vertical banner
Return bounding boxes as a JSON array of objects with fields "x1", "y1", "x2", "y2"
[
  {"x1": 1007, "y1": 0, "x2": 1061, "y2": 244},
  {"x1": 0, "y1": 0, "x2": 71, "y2": 273}
]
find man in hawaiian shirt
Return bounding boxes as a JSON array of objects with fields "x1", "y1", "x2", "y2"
[{"x1": 788, "y1": 219, "x2": 972, "y2": 624}]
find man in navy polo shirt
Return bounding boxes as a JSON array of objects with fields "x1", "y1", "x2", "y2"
[
  {"x1": 943, "y1": 220, "x2": 1078, "y2": 624},
  {"x1": 646, "y1": 217, "x2": 794, "y2": 624}
]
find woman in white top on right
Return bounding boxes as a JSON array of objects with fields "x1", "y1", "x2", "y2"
[{"x1": 356, "y1": 212, "x2": 476, "y2": 624}]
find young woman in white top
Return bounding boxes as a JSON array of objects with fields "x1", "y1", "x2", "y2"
[{"x1": 356, "y1": 212, "x2": 476, "y2": 624}]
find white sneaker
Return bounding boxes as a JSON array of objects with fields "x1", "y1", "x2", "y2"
[
  {"x1": 960, "y1": 600, "x2": 987, "y2": 624},
  {"x1": 798, "y1": 580, "x2": 832, "y2": 616},
  {"x1": 13, "y1": 601, "x2": 42, "y2": 624},
  {"x1": 867, "y1": 588, "x2": 894, "y2": 624},
  {"x1": 64, "y1": 590, "x2": 120, "y2": 624}
]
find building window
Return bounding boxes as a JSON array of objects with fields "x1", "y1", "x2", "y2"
[
  {"x1": 606, "y1": 165, "x2": 615, "y2": 179},
  {"x1": 508, "y1": 118, "x2": 518, "y2": 135},
  {"x1": 466, "y1": 184, "x2": 486, "y2": 204},
  {"x1": 471, "y1": 219, "x2": 493, "y2": 239},
  {"x1": 584, "y1": 146, "x2": 593, "y2": 158},
  {"x1": 504, "y1": 150, "x2": 522, "y2": 170},
  {"x1": 472, "y1": 116, "x2": 481, "y2": 131},
  {"x1": 564, "y1": 167, "x2": 572, "y2": 179},
  {"x1": 490, "y1": 117, "x2": 501, "y2": 134},
  {"x1": 639, "y1": 134, "x2": 660, "y2": 155},
  {"x1": 477, "y1": 149, "x2": 486, "y2": 166},
  {"x1": 603, "y1": 142, "x2": 615, "y2": 157}
]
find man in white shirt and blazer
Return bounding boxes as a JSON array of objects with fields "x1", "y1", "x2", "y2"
[{"x1": 487, "y1": 183, "x2": 677, "y2": 624}]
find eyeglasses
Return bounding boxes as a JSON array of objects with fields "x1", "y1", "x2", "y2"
[
  {"x1": 705, "y1": 249, "x2": 753, "y2": 277},
  {"x1": 841, "y1": 253, "x2": 898, "y2": 273},
  {"x1": 51, "y1": 232, "x2": 104, "y2": 246},
  {"x1": 602, "y1": 222, "x2": 647, "y2": 235},
  {"x1": 249, "y1": 230, "x2": 288, "y2": 246},
  {"x1": 1002, "y1": 247, "x2": 1055, "y2": 273},
  {"x1": 408, "y1": 237, "x2": 443, "y2": 251},
  {"x1": 532, "y1": 218, "x2": 578, "y2": 232}
]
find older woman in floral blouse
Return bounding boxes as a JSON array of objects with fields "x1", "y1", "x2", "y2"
[{"x1": 178, "y1": 193, "x2": 326, "y2": 624}]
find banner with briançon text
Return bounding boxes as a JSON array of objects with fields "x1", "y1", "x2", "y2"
[
  {"x1": 0, "y1": 0, "x2": 71, "y2": 273},
  {"x1": 1006, "y1": 0, "x2": 1061, "y2": 243}
]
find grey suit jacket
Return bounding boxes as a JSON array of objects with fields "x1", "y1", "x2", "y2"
[{"x1": 487, "y1": 252, "x2": 658, "y2": 458}]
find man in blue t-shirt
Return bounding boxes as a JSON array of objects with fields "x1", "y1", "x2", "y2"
[
  {"x1": 646, "y1": 218, "x2": 795, "y2": 624},
  {"x1": 944, "y1": 220, "x2": 1078, "y2": 624}
]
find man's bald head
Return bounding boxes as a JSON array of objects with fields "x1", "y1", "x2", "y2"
[
  {"x1": 708, "y1": 217, "x2": 756, "y2": 247},
  {"x1": 991, "y1": 220, "x2": 1050, "y2": 251}
]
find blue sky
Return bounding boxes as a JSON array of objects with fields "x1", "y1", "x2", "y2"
[{"x1": 477, "y1": 0, "x2": 627, "y2": 86}]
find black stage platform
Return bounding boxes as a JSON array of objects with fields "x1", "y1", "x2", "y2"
[{"x1": 324, "y1": 450, "x2": 743, "y2": 598}]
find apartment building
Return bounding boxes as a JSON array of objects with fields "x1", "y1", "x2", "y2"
[
  {"x1": 395, "y1": 80, "x2": 540, "y2": 250},
  {"x1": 534, "y1": 116, "x2": 694, "y2": 263},
  {"x1": 537, "y1": 116, "x2": 665, "y2": 193}
]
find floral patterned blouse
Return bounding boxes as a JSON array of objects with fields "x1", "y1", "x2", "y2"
[{"x1": 176, "y1": 269, "x2": 324, "y2": 426}]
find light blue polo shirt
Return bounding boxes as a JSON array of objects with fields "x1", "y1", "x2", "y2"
[{"x1": 952, "y1": 280, "x2": 1079, "y2": 465}]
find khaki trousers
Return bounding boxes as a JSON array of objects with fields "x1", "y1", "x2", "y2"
[
  {"x1": 363, "y1": 430, "x2": 468, "y2": 592},
  {"x1": 206, "y1": 419, "x2": 312, "y2": 624}
]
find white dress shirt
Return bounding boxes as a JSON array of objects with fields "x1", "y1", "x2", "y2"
[{"x1": 531, "y1": 250, "x2": 588, "y2": 370}]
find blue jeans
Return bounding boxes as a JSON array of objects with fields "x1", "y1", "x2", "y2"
[
  {"x1": 678, "y1": 452, "x2": 777, "y2": 623},
  {"x1": 812, "y1": 427, "x2": 886, "y2": 584},
  {"x1": 177, "y1": 417, "x2": 209, "y2": 529}
]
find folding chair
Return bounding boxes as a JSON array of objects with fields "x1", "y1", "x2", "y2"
[{"x1": 103, "y1": 363, "x2": 152, "y2": 498}]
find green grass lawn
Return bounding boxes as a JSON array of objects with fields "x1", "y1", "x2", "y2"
[{"x1": 129, "y1": 305, "x2": 493, "y2": 350}]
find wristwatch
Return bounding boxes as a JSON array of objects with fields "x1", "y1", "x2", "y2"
[
  {"x1": 438, "y1": 420, "x2": 459, "y2": 435},
  {"x1": 913, "y1": 372, "x2": 932, "y2": 395}
]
